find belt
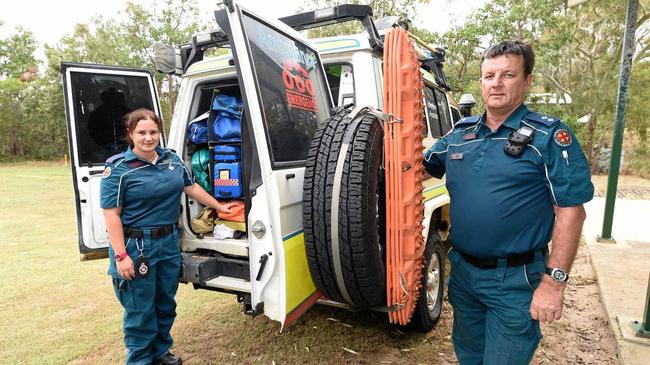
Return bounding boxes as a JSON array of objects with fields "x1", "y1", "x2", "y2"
[
  {"x1": 124, "y1": 225, "x2": 174, "y2": 239},
  {"x1": 459, "y1": 247, "x2": 548, "y2": 269}
]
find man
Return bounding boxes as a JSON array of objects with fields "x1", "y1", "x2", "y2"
[{"x1": 423, "y1": 40, "x2": 594, "y2": 364}]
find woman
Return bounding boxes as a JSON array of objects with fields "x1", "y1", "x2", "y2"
[{"x1": 100, "y1": 109, "x2": 234, "y2": 365}]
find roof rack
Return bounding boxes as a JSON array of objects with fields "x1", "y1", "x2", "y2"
[{"x1": 279, "y1": 4, "x2": 384, "y2": 54}]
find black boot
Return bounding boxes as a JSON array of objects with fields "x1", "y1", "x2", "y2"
[{"x1": 153, "y1": 352, "x2": 182, "y2": 365}]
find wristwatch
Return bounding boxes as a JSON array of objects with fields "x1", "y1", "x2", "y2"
[
  {"x1": 114, "y1": 252, "x2": 128, "y2": 261},
  {"x1": 545, "y1": 267, "x2": 569, "y2": 283}
]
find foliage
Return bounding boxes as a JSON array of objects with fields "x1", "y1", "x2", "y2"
[
  {"x1": 0, "y1": 0, "x2": 207, "y2": 161},
  {"x1": 0, "y1": 25, "x2": 39, "y2": 79},
  {"x1": 429, "y1": 0, "x2": 649, "y2": 172}
]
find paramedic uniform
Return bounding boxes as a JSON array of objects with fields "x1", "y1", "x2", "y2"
[
  {"x1": 100, "y1": 146, "x2": 193, "y2": 365},
  {"x1": 423, "y1": 104, "x2": 594, "y2": 364}
]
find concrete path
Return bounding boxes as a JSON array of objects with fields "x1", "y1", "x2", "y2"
[{"x1": 583, "y1": 197, "x2": 650, "y2": 365}]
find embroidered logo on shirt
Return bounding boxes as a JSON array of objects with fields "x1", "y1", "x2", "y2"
[
  {"x1": 553, "y1": 129, "x2": 572, "y2": 147},
  {"x1": 451, "y1": 152, "x2": 464, "y2": 160},
  {"x1": 102, "y1": 166, "x2": 112, "y2": 178}
]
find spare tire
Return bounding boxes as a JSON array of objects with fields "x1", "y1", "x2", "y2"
[{"x1": 303, "y1": 106, "x2": 386, "y2": 308}]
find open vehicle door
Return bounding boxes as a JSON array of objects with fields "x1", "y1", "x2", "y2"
[
  {"x1": 61, "y1": 63, "x2": 163, "y2": 260},
  {"x1": 216, "y1": 1, "x2": 334, "y2": 328}
]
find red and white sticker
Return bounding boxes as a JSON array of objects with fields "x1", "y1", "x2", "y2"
[
  {"x1": 553, "y1": 129, "x2": 572, "y2": 147},
  {"x1": 282, "y1": 61, "x2": 316, "y2": 112},
  {"x1": 102, "y1": 166, "x2": 112, "y2": 178}
]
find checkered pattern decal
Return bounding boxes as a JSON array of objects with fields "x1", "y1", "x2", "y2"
[{"x1": 214, "y1": 179, "x2": 240, "y2": 186}]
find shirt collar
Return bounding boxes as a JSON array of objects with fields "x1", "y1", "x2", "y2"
[
  {"x1": 124, "y1": 146, "x2": 167, "y2": 162},
  {"x1": 478, "y1": 104, "x2": 529, "y2": 131}
]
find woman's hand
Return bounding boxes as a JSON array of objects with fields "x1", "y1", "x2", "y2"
[
  {"x1": 117, "y1": 256, "x2": 135, "y2": 280},
  {"x1": 216, "y1": 201, "x2": 238, "y2": 214}
]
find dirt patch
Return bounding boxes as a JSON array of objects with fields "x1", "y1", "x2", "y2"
[
  {"x1": 592, "y1": 174, "x2": 650, "y2": 199},
  {"x1": 532, "y1": 244, "x2": 619, "y2": 365}
]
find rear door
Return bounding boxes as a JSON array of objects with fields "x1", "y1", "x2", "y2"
[
  {"x1": 217, "y1": 1, "x2": 333, "y2": 328},
  {"x1": 61, "y1": 63, "x2": 163, "y2": 260}
]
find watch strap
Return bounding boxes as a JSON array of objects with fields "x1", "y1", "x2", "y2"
[
  {"x1": 545, "y1": 267, "x2": 569, "y2": 282},
  {"x1": 114, "y1": 252, "x2": 128, "y2": 261}
]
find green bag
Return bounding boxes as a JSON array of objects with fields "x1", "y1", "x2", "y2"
[{"x1": 191, "y1": 148, "x2": 210, "y2": 192}]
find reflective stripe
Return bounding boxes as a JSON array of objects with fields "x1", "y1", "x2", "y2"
[
  {"x1": 528, "y1": 144, "x2": 559, "y2": 206},
  {"x1": 424, "y1": 139, "x2": 484, "y2": 162},
  {"x1": 116, "y1": 165, "x2": 150, "y2": 207}
]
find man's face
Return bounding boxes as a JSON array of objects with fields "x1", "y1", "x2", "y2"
[{"x1": 480, "y1": 54, "x2": 533, "y2": 115}]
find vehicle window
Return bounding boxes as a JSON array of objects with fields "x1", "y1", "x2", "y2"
[
  {"x1": 451, "y1": 107, "x2": 461, "y2": 124},
  {"x1": 69, "y1": 72, "x2": 155, "y2": 165},
  {"x1": 324, "y1": 64, "x2": 354, "y2": 107},
  {"x1": 241, "y1": 13, "x2": 331, "y2": 166},
  {"x1": 423, "y1": 86, "x2": 442, "y2": 138},
  {"x1": 420, "y1": 95, "x2": 429, "y2": 137},
  {"x1": 434, "y1": 89, "x2": 452, "y2": 135}
]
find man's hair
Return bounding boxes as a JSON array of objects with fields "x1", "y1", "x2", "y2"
[{"x1": 480, "y1": 40, "x2": 535, "y2": 77}]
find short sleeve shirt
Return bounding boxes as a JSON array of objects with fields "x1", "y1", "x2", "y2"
[
  {"x1": 423, "y1": 104, "x2": 594, "y2": 257},
  {"x1": 100, "y1": 146, "x2": 194, "y2": 228}
]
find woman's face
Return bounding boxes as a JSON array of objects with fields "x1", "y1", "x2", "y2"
[{"x1": 129, "y1": 118, "x2": 160, "y2": 155}]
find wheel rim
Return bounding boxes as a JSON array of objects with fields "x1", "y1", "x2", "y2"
[{"x1": 426, "y1": 252, "x2": 441, "y2": 315}]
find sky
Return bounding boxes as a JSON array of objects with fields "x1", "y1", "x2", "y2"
[{"x1": 0, "y1": 0, "x2": 487, "y2": 62}]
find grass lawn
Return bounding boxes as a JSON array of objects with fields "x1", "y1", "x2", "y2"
[{"x1": 0, "y1": 162, "x2": 456, "y2": 365}]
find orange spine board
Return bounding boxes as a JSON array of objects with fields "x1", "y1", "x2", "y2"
[{"x1": 382, "y1": 27, "x2": 425, "y2": 325}]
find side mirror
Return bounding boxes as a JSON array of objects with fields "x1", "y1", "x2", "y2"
[
  {"x1": 459, "y1": 93, "x2": 477, "y2": 117},
  {"x1": 153, "y1": 43, "x2": 181, "y2": 75}
]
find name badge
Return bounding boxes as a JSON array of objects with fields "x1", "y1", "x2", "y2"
[
  {"x1": 451, "y1": 152, "x2": 464, "y2": 160},
  {"x1": 463, "y1": 133, "x2": 477, "y2": 141}
]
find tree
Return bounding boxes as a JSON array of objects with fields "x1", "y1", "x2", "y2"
[
  {"x1": 423, "y1": 0, "x2": 650, "y2": 172},
  {"x1": 122, "y1": 0, "x2": 206, "y2": 120},
  {"x1": 0, "y1": 25, "x2": 39, "y2": 79}
]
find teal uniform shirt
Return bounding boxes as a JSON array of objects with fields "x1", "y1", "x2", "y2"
[
  {"x1": 100, "y1": 146, "x2": 194, "y2": 228},
  {"x1": 423, "y1": 104, "x2": 594, "y2": 258}
]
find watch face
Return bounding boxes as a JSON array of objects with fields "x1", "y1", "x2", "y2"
[{"x1": 552, "y1": 269, "x2": 567, "y2": 282}]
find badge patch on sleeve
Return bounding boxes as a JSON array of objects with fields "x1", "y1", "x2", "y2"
[
  {"x1": 102, "y1": 166, "x2": 112, "y2": 178},
  {"x1": 553, "y1": 129, "x2": 572, "y2": 147}
]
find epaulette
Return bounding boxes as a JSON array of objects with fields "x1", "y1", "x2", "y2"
[
  {"x1": 106, "y1": 153, "x2": 125, "y2": 164},
  {"x1": 454, "y1": 115, "x2": 481, "y2": 129},
  {"x1": 524, "y1": 111, "x2": 560, "y2": 127}
]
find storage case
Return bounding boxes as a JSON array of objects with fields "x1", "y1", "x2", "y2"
[{"x1": 213, "y1": 162, "x2": 243, "y2": 198}]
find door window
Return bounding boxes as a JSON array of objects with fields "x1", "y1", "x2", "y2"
[
  {"x1": 424, "y1": 86, "x2": 442, "y2": 138},
  {"x1": 241, "y1": 13, "x2": 331, "y2": 166},
  {"x1": 434, "y1": 89, "x2": 452, "y2": 135},
  {"x1": 68, "y1": 72, "x2": 155, "y2": 165},
  {"x1": 324, "y1": 63, "x2": 355, "y2": 107}
]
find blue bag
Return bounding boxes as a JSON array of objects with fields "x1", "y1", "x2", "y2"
[
  {"x1": 214, "y1": 144, "x2": 241, "y2": 162},
  {"x1": 187, "y1": 112, "x2": 210, "y2": 144},
  {"x1": 214, "y1": 162, "x2": 243, "y2": 198},
  {"x1": 212, "y1": 94, "x2": 243, "y2": 142}
]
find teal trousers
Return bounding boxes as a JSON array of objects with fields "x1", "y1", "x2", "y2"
[
  {"x1": 109, "y1": 228, "x2": 181, "y2": 365},
  {"x1": 447, "y1": 248, "x2": 547, "y2": 365}
]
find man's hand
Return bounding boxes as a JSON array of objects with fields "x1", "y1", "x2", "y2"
[{"x1": 530, "y1": 275, "x2": 566, "y2": 323}]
